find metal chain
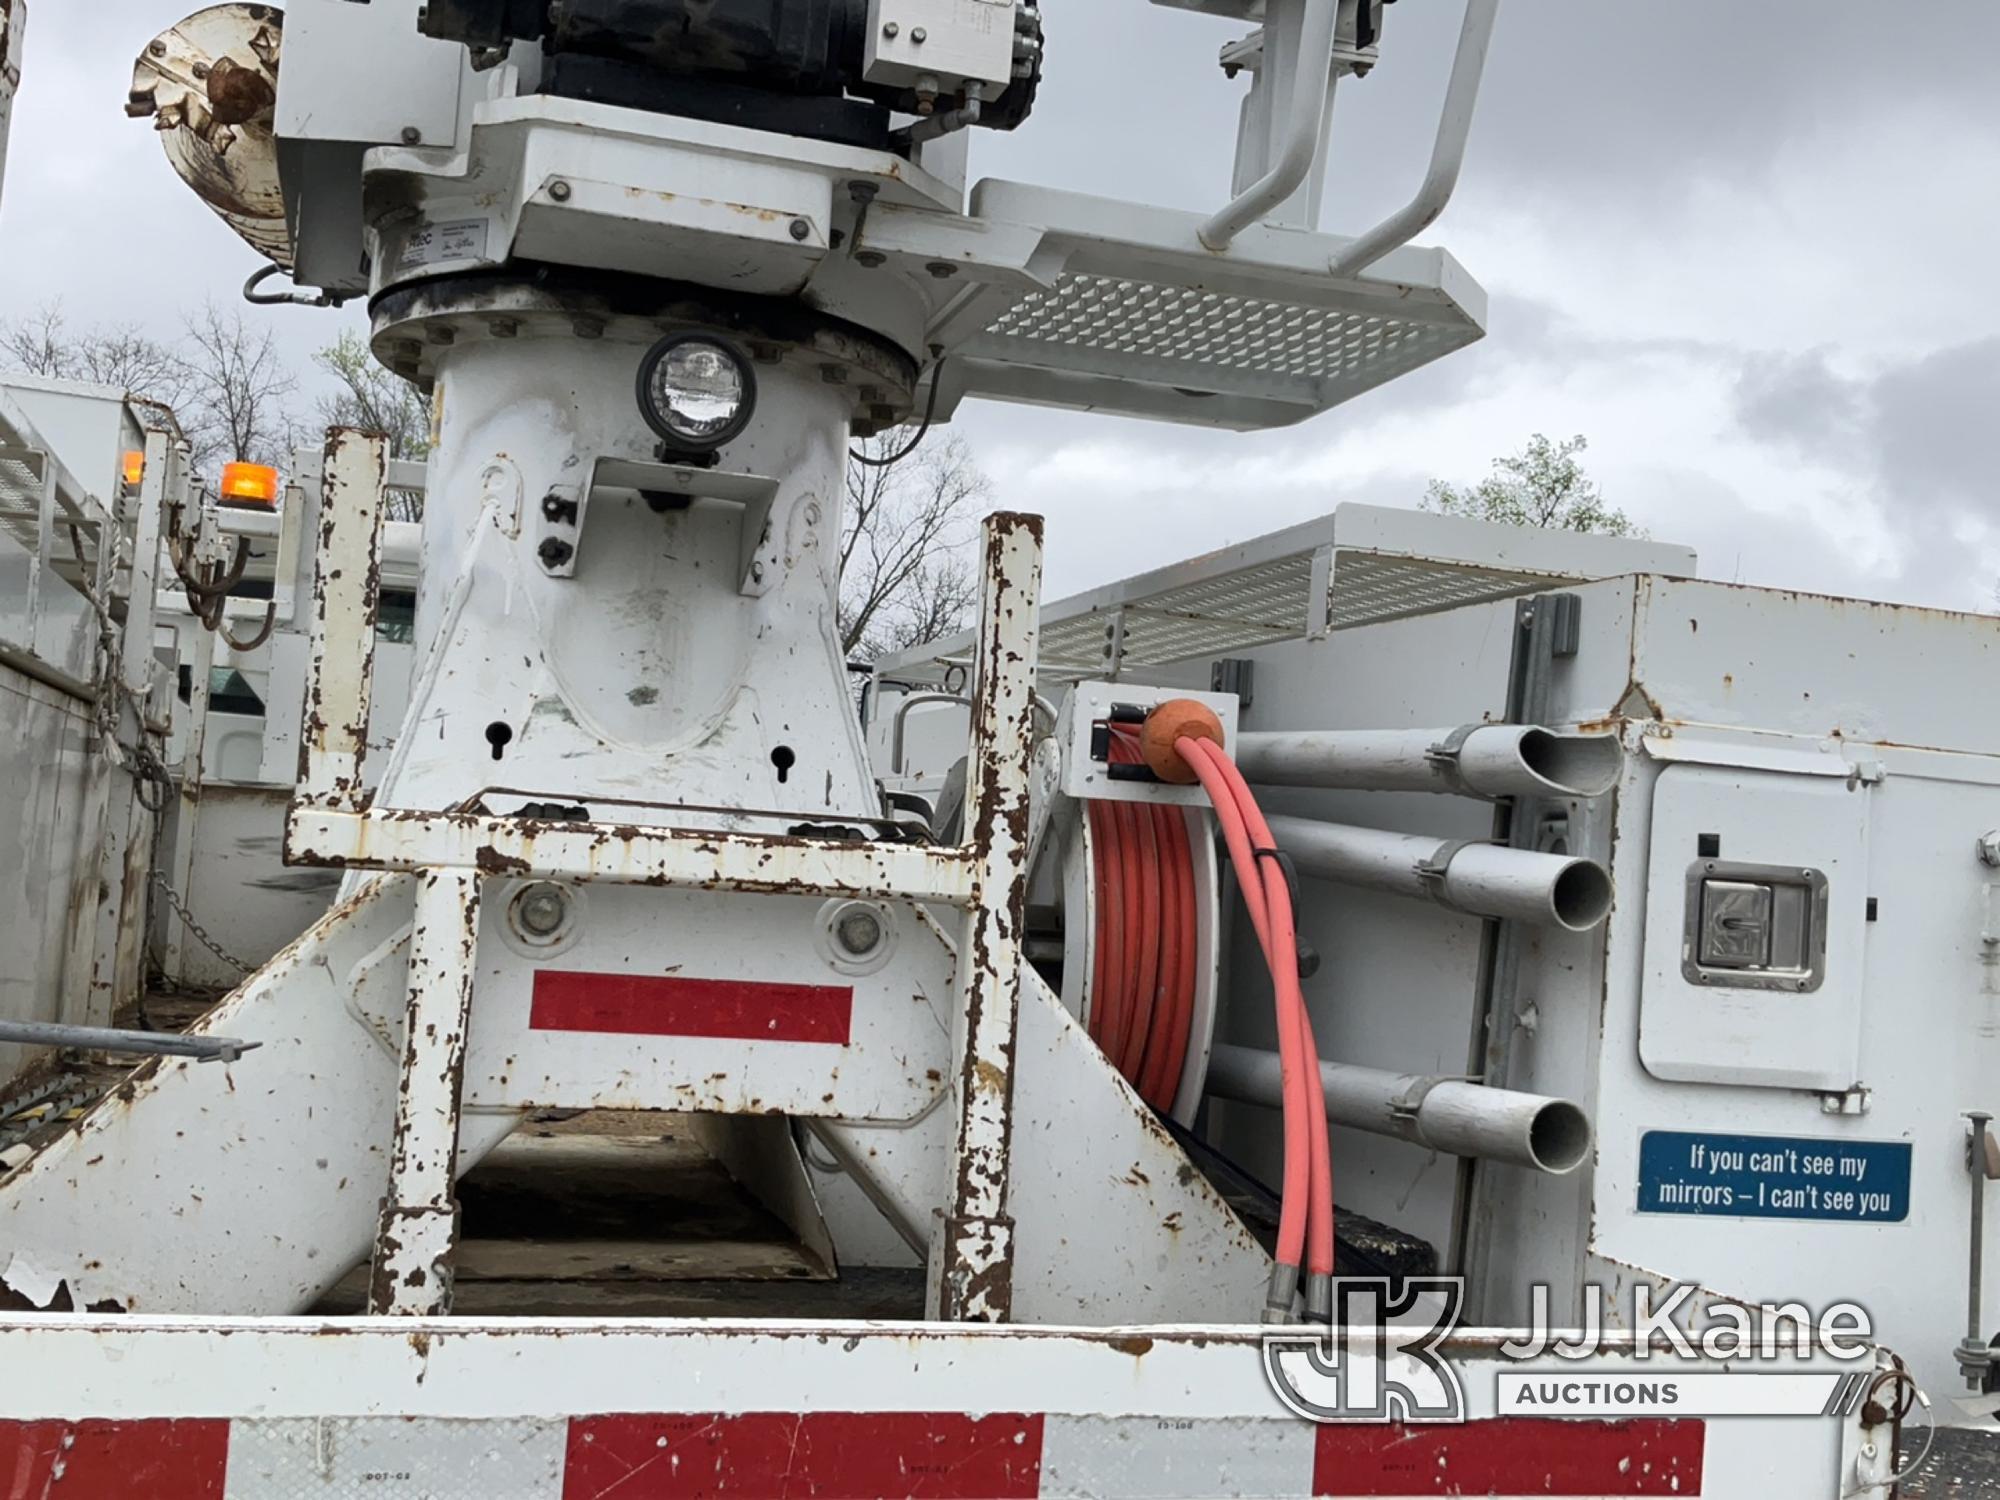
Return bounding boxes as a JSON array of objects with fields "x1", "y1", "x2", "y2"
[
  {"x1": 0, "y1": 1072, "x2": 85, "y2": 1128},
  {"x1": 71, "y1": 521, "x2": 172, "y2": 810},
  {"x1": 0, "y1": 1079, "x2": 98, "y2": 1153},
  {"x1": 149, "y1": 868, "x2": 255, "y2": 977}
]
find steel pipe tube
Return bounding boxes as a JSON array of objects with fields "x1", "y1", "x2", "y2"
[
  {"x1": 1234, "y1": 724, "x2": 1622, "y2": 801},
  {"x1": 1266, "y1": 814, "x2": 1612, "y2": 931},
  {"x1": 1206, "y1": 1042, "x2": 1591, "y2": 1175},
  {"x1": 0, "y1": 1020, "x2": 261, "y2": 1064}
]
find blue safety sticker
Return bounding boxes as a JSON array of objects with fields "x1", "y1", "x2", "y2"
[{"x1": 1637, "y1": 1130, "x2": 1911, "y2": 1222}]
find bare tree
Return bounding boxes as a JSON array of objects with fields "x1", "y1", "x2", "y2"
[
  {"x1": 839, "y1": 431, "x2": 988, "y2": 660},
  {"x1": 0, "y1": 302, "x2": 195, "y2": 413},
  {"x1": 176, "y1": 301, "x2": 300, "y2": 475},
  {"x1": 1422, "y1": 433, "x2": 1641, "y2": 537},
  {"x1": 316, "y1": 330, "x2": 432, "y2": 520},
  {"x1": 316, "y1": 330, "x2": 430, "y2": 460},
  {"x1": 1, "y1": 299, "x2": 301, "y2": 480}
]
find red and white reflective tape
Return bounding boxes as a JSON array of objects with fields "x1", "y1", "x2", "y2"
[
  {"x1": 0, "y1": 1412, "x2": 1704, "y2": 1496},
  {"x1": 529, "y1": 971, "x2": 855, "y2": 1044}
]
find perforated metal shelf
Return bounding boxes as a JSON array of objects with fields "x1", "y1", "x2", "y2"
[
  {"x1": 933, "y1": 183, "x2": 1488, "y2": 432},
  {"x1": 0, "y1": 451, "x2": 49, "y2": 554},
  {"x1": 875, "y1": 504, "x2": 1698, "y2": 685},
  {"x1": 0, "y1": 393, "x2": 109, "y2": 584}
]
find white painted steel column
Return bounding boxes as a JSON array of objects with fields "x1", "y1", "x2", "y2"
[
  {"x1": 931, "y1": 512, "x2": 1043, "y2": 1323},
  {"x1": 162, "y1": 622, "x2": 214, "y2": 984},
  {"x1": 1198, "y1": 0, "x2": 1341, "y2": 251},
  {"x1": 297, "y1": 429, "x2": 386, "y2": 808},
  {"x1": 0, "y1": 0, "x2": 21, "y2": 212},
  {"x1": 86, "y1": 428, "x2": 172, "y2": 1024},
  {"x1": 369, "y1": 866, "x2": 481, "y2": 1315}
]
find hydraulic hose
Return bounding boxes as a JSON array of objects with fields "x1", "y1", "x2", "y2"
[
  {"x1": 1181, "y1": 735, "x2": 1335, "y2": 1309},
  {"x1": 1087, "y1": 728, "x2": 1199, "y2": 1116},
  {"x1": 1083, "y1": 701, "x2": 1337, "y2": 1319}
]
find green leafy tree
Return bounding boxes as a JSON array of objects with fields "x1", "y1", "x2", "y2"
[{"x1": 1422, "y1": 433, "x2": 1640, "y2": 537}]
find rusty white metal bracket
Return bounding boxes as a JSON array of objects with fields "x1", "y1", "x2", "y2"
[
  {"x1": 287, "y1": 435, "x2": 1048, "y2": 1323},
  {"x1": 286, "y1": 808, "x2": 978, "y2": 903},
  {"x1": 588, "y1": 458, "x2": 782, "y2": 594},
  {"x1": 297, "y1": 429, "x2": 387, "y2": 808},
  {"x1": 930, "y1": 513, "x2": 1043, "y2": 1323},
  {"x1": 369, "y1": 867, "x2": 481, "y2": 1316}
]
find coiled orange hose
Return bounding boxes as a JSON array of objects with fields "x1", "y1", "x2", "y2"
[
  {"x1": 1087, "y1": 727, "x2": 1199, "y2": 1115},
  {"x1": 1180, "y1": 734, "x2": 1335, "y2": 1283},
  {"x1": 1084, "y1": 722, "x2": 1335, "y2": 1292}
]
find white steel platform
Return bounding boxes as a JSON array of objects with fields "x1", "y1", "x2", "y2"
[
  {"x1": 876, "y1": 504, "x2": 1697, "y2": 684},
  {"x1": 901, "y1": 185, "x2": 1490, "y2": 432}
]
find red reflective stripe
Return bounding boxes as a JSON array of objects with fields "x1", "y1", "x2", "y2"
[
  {"x1": 531, "y1": 973, "x2": 854, "y2": 1044},
  {"x1": 1313, "y1": 1417, "x2": 1704, "y2": 1496},
  {"x1": 0, "y1": 1418, "x2": 230, "y2": 1498},
  {"x1": 562, "y1": 1413, "x2": 1044, "y2": 1499}
]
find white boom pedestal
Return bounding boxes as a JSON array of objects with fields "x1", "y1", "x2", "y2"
[{"x1": 0, "y1": 321, "x2": 1268, "y2": 1323}]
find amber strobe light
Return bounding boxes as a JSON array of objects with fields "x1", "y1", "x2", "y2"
[
  {"x1": 121, "y1": 451, "x2": 145, "y2": 487},
  {"x1": 220, "y1": 461, "x2": 280, "y2": 506}
]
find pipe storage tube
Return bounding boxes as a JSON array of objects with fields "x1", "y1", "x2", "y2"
[
  {"x1": 1206, "y1": 1043, "x2": 1591, "y2": 1175},
  {"x1": 1266, "y1": 814, "x2": 1613, "y2": 931},
  {"x1": 1233, "y1": 725, "x2": 1622, "y2": 801}
]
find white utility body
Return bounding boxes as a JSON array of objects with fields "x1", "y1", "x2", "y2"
[{"x1": 0, "y1": 0, "x2": 1971, "y2": 1493}]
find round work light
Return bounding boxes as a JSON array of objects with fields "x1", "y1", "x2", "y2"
[{"x1": 636, "y1": 333, "x2": 757, "y2": 452}]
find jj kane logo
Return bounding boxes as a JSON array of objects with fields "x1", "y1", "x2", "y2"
[
  {"x1": 1262, "y1": 1279, "x2": 1881, "y2": 1424},
  {"x1": 1262, "y1": 1279, "x2": 1466, "y2": 1424}
]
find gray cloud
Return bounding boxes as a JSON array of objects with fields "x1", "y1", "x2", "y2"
[
  {"x1": 1874, "y1": 338, "x2": 2000, "y2": 513},
  {"x1": 1721, "y1": 336, "x2": 2000, "y2": 605},
  {"x1": 4, "y1": 2, "x2": 1998, "y2": 613},
  {"x1": 1733, "y1": 338, "x2": 2000, "y2": 516},
  {"x1": 1733, "y1": 349, "x2": 1871, "y2": 460}
]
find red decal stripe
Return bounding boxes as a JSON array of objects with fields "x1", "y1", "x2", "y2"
[
  {"x1": 0, "y1": 1418, "x2": 230, "y2": 1498},
  {"x1": 1313, "y1": 1417, "x2": 1704, "y2": 1496},
  {"x1": 563, "y1": 1413, "x2": 1044, "y2": 1498},
  {"x1": 531, "y1": 973, "x2": 854, "y2": 1044}
]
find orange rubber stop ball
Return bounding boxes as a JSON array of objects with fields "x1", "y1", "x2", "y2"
[{"x1": 1138, "y1": 699, "x2": 1226, "y2": 784}]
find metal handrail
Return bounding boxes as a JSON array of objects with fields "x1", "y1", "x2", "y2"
[
  {"x1": 1198, "y1": 0, "x2": 1343, "y2": 251},
  {"x1": 1327, "y1": 0, "x2": 1499, "y2": 277}
]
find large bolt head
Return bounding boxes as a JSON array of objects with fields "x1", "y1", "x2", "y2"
[
  {"x1": 834, "y1": 906, "x2": 884, "y2": 957},
  {"x1": 514, "y1": 882, "x2": 570, "y2": 938}
]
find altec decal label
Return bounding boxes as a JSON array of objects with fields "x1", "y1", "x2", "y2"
[
  {"x1": 1637, "y1": 1130, "x2": 1911, "y2": 1222},
  {"x1": 396, "y1": 217, "x2": 490, "y2": 272}
]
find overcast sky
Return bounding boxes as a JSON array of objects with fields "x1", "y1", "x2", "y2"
[{"x1": 4, "y1": 1, "x2": 1998, "y2": 608}]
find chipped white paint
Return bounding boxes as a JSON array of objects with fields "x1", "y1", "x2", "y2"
[
  {"x1": 932, "y1": 512, "x2": 1043, "y2": 1322},
  {"x1": 297, "y1": 429, "x2": 385, "y2": 808},
  {"x1": 370, "y1": 866, "x2": 480, "y2": 1315}
]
